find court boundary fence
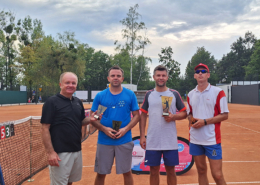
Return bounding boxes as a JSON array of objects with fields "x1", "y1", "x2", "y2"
[{"x1": 0, "y1": 116, "x2": 97, "y2": 185}]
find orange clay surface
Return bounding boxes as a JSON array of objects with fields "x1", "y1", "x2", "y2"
[{"x1": 0, "y1": 103, "x2": 260, "y2": 185}]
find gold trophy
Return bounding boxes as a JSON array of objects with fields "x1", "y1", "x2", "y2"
[
  {"x1": 94, "y1": 105, "x2": 107, "y2": 120},
  {"x1": 112, "y1": 120, "x2": 122, "y2": 134},
  {"x1": 161, "y1": 96, "x2": 173, "y2": 116}
]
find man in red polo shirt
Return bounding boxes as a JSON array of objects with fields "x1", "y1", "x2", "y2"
[{"x1": 187, "y1": 63, "x2": 229, "y2": 185}]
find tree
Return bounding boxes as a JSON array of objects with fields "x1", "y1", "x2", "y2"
[
  {"x1": 185, "y1": 47, "x2": 218, "y2": 89},
  {"x1": 16, "y1": 16, "x2": 45, "y2": 97},
  {"x1": 217, "y1": 31, "x2": 257, "y2": 82},
  {"x1": 245, "y1": 39, "x2": 260, "y2": 80},
  {"x1": 158, "y1": 46, "x2": 180, "y2": 88},
  {"x1": 82, "y1": 49, "x2": 112, "y2": 89},
  {"x1": 0, "y1": 10, "x2": 19, "y2": 90},
  {"x1": 115, "y1": 4, "x2": 147, "y2": 84},
  {"x1": 28, "y1": 32, "x2": 86, "y2": 97},
  {"x1": 136, "y1": 29, "x2": 151, "y2": 87}
]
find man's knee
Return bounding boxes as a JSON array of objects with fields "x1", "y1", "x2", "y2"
[
  {"x1": 165, "y1": 166, "x2": 176, "y2": 176},
  {"x1": 123, "y1": 171, "x2": 132, "y2": 177},
  {"x1": 96, "y1": 173, "x2": 106, "y2": 180},
  {"x1": 150, "y1": 166, "x2": 160, "y2": 176},
  {"x1": 212, "y1": 171, "x2": 224, "y2": 182},
  {"x1": 196, "y1": 165, "x2": 207, "y2": 175}
]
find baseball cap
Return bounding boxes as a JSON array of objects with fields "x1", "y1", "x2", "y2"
[{"x1": 194, "y1": 63, "x2": 209, "y2": 72}]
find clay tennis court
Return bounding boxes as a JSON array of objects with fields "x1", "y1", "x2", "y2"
[{"x1": 0, "y1": 103, "x2": 260, "y2": 185}]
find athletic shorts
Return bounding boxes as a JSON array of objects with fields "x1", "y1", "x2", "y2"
[
  {"x1": 94, "y1": 141, "x2": 134, "y2": 174},
  {"x1": 145, "y1": 150, "x2": 179, "y2": 166},
  {"x1": 49, "y1": 151, "x2": 82, "y2": 185},
  {"x1": 189, "y1": 143, "x2": 222, "y2": 160}
]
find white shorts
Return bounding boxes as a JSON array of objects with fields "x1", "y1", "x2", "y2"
[{"x1": 49, "y1": 151, "x2": 82, "y2": 185}]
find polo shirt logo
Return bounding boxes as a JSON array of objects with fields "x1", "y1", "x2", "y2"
[
  {"x1": 118, "y1": 101, "x2": 125, "y2": 107},
  {"x1": 212, "y1": 150, "x2": 217, "y2": 156}
]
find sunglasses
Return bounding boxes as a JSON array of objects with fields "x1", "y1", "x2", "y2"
[{"x1": 195, "y1": 69, "x2": 208, "y2": 74}]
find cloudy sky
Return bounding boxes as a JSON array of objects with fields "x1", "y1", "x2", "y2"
[{"x1": 2, "y1": 0, "x2": 260, "y2": 75}]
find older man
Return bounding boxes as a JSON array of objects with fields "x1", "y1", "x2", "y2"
[{"x1": 41, "y1": 72, "x2": 97, "y2": 185}]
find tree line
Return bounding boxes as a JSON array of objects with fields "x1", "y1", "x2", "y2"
[{"x1": 0, "y1": 4, "x2": 260, "y2": 99}]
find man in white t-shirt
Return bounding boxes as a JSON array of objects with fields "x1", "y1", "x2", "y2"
[
  {"x1": 187, "y1": 63, "x2": 229, "y2": 185},
  {"x1": 139, "y1": 65, "x2": 187, "y2": 185}
]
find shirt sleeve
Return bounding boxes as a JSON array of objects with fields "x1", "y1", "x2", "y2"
[
  {"x1": 173, "y1": 91, "x2": 186, "y2": 112},
  {"x1": 40, "y1": 98, "x2": 55, "y2": 124},
  {"x1": 140, "y1": 91, "x2": 149, "y2": 113},
  {"x1": 91, "y1": 92, "x2": 100, "y2": 112},
  {"x1": 80, "y1": 100, "x2": 86, "y2": 121},
  {"x1": 187, "y1": 95, "x2": 192, "y2": 115},
  {"x1": 131, "y1": 92, "x2": 139, "y2": 111},
  {"x1": 218, "y1": 90, "x2": 229, "y2": 114}
]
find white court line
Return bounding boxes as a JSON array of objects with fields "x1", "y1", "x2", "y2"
[
  {"x1": 82, "y1": 166, "x2": 260, "y2": 184},
  {"x1": 222, "y1": 161, "x2": 260, "y2": 163},
  {"x1": 226, "y1": 121, "x2": 260, "y2": 134},
  {"x1": 178, "y1": 182, "x2": 260, "y2": 185}
]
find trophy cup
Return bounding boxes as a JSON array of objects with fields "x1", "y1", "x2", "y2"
[
  {"x1": 112, "y1": 120, "x2": 122, "y2": 134},
  {"x1": 161, "y1": 96, "x2": 173, "y2": 116},
  {"x1": 190, "y1": 115, "x2": 197, "y2": 124},
  {"x1": 94, "y1": 105, "x2": 107, "y2": 120}
]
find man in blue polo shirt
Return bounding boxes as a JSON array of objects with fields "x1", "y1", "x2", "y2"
[{"x1": 91, "y1": 66, "x2": 140, "y2": 185}]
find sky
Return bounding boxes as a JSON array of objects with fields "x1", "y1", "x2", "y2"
[{"x1": 2, "y1": 0, "x2": 260, "y2": 76}]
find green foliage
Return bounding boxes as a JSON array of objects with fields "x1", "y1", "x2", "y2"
[
  {"x1": 217, "y1": 31, "x2": 257, "y2": 82},
  {"x1": 185, "y1": 47, "x2": 218, "y2": 88},
  {"x1": 158, "y1": 46, "x2": 180, "y2": 89},
  {"x1": 81, "y1": 49, "x2": 112, "y2": 89},
  {"x1": 116, "y1": 4, "x2": 148, "y2": 84},
  {"x1": 0, "y1": 10, "x2": 19, "y2": 90},
  {"x1": 245, "y1": 39, "x2": 260, "y2": 80}
]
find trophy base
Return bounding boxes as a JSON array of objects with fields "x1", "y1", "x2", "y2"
[
  {"x1": 94, "y1": 115, "x2": 99, "y2": 120},
  {"x1": 162, "y1": 113, "x2": 169, "y2": 116}
]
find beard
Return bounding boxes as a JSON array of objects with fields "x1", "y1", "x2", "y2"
[
  {"x1": 110, "y1": 81, "x2": 121, "y2": 87},
  {"x1": 156, "y1": 81, "x2": 166, "y2": 87}
]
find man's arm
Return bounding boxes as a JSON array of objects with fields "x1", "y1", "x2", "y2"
[
  {"x1": 89, "y1": 110, "x2": 117, "y2": 139},
  {"x1": 115, "y1": 110, "x2": 140, "y2": 139},
  {"x1": 41, "y1": 124, "x2": 61, "y2": 166},
  {"x1": 139, "y1": 111, "x2": 147, "y2": 149},
  {"x1": 82, "y1": 111, "x2": 99, "y2": 126},
  {"x1": 192, "y1": 113, "x2": 228, "y2": 129},
  {"x1": 164, "y1": 110, "x2": 187, "y2": 122}
]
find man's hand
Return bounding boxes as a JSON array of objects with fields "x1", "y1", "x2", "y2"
[
  {"x1": 191, "y1": 118, "x2": 204, "y2": 129},
  {"x1": 102, "y1": 127, "x2": 117, "y2": 139},
  {"x1": 90, "y1": 111, "x2": 103, "y2": 122},
  {"x1": 115, "y1": 127, "x2": 127, "y2": 139},
  {"x1": 163, "y1": 111, "x2": 175, "y2": 122},
  {"x1": 140, "y1": 136, "x2": 146, "y2": 149},
  {"x1": 47, "y1": 151, "x2": 61, "y2": 166}
]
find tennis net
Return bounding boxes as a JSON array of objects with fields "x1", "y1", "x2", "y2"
[{"x1": 0, "y1": 113, "x2": 96, "y2": 185}]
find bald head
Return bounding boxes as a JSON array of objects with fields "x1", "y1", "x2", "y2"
[{"x1": 60, "y1": 72, "x2": 78, "y2": 83}]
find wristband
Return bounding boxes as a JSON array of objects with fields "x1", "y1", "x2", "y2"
[{"x1": 204, "y1": 119, "x2": 207, "y2": 125}]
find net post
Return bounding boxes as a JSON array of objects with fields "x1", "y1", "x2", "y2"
[{"x1": 27, "y1": 117, "x2": 34, "y2": 182}]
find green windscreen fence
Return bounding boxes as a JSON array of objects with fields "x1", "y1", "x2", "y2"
[
  {"x1": 259, "y1": 89, "x2": 260, "y2": 105},
  {"x1": 0, "y1": 91, "x2": 27, "y2": 104}
]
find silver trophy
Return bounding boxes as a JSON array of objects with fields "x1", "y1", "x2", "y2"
[{"x1": 94, "y1": 105, "x2": 107, "y2": 120}]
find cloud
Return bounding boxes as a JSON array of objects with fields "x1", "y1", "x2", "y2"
[{"x1": 2, "y1": 0, "x2": 260, "y2": 76}]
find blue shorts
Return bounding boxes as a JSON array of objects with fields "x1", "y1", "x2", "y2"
[
  {"x1": 189, "y1": 143, "x2": 222, "y2": 160},
  {"x1": 145, "y1": 150, "x2": 179, "y2": 166}
]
